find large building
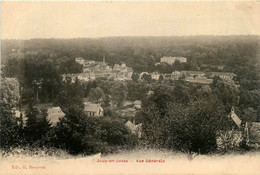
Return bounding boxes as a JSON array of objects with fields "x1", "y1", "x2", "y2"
[{"x1": 160, "y1": 56, "x2": 187, "y2": 65}]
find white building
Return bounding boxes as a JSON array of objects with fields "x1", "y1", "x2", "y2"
[
  {"x1": 160, "y1": 56, "x2": 187, "y2": 65},
  {"x1": 75, "y1": 57, "x2": 85, "y2": 65},
  {"x1": 134, "y1": 100, "x2": 142, "y2": 109},
  {"x1": 47, "y1": 107, "x2": 65, "y2": 126}
]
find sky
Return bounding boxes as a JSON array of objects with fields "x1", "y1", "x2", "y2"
[{"x1": 1, "y1": 1, "x2": 260, "y2": 39}]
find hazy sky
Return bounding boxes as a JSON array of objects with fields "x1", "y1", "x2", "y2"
[{"x1": 1, "y1": 1, "x2": 260, "y2": 39}]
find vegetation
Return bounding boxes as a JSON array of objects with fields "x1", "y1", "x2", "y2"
[{"x1": 1, "y1": 35, "x2": 260, "y2": 155}]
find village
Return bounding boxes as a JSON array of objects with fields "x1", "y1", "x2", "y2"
[
  {"x1": 5, "y1": 54, "x2": 259, "y2": 150},
  {"x1": 1, "y1": 34, "x2": 260, "y2": 158}
]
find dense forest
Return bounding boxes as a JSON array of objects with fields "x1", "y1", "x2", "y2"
[{"x1": 2, "y1": 36, "x2": 260, "y2": 70}]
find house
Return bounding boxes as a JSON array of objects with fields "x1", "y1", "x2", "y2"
[
  {"x1": 171, "y1": 71, "x2": 182, "y2": 80},
  {"x1": 62, "y1": 74, "x2": 80, "y2": 83},
  {"x1": 150, "y1": 72, "x2": 160, "y2": 80},
  {"x1": 134, "y1": 100, "x2": 142, "y2": 109},
  {"x1": 210, "y1": 72, "x2": 236, "y2": 80},
  {"x1": 162, "y1": 73, "x2": 172, "y2": 80},
  {"x1": 84, "y1": 102, "x2": 104, "y2": 117},
  {"x1": 125, "y1": 120, "x2": 142, "y2": 138},
  {"x1": 228, "y1": 107, "x2": 242, "y2": 128},
  {"x1": 185, "y1": 76, "x2": 213, "y2": 85},
  {"x1": 77, "y1": 73, "x2": 89, "y2": 82},
  {"x1": 147, "y1": 90, "x2": 154, "y2": 97},
  {"x1": 83, "y1": 60, "x2": 96, "y2": 67},
  {"x1": 160, "y1": 56, "x2": 187, "y2": 65},
  {"x1": 139, "y1": 72, "x2": 149, "y2": 80},
  {"x1": 47, "y1": 107, "x2": 65, "y2": 126},
  {"x1": 182, "y1": 71, "x2": 205, "y2": 78}
]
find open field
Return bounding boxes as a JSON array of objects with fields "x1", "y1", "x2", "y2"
[{"x1": 1, "y1": 149, "x2": 260, "y2": 175}]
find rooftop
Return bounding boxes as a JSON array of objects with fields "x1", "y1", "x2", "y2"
[{"x1": 84, "y1": 103, "x2": 102, "y2": 112}]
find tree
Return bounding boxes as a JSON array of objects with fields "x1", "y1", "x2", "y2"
[
  {"x1": 111, "y1": 83, "x2": 127, "y2": 107},
  {"x1": 0, "y1": 78, "x2": 20, "y2": 148},
  {"x1": 103, "y1": 94, "x2": 111, "y2": 107},
  {"x1": 85, "y1": 80, "x2": 97, "y2": 97},
  {"x1": 23, "y1": 58, "x2": 63, "y2": 102},
  {"x1": 54, "y1": 79, "x2": 84, "y2": 112},
  {"x1": 54, "y1": 108, "x2": 136, "y2": 155},
  {"x1": 212, "y1": 77, "x2": 240, "y2": 112},
  {"x1": 126, "y1": 82, "x2": 151, "y2": 101},
  {"x1": 159, "y1": 75, "x2": 164, "y2": 82},
  {"x1": 88, "y1": 87, "x2": 105, "y2": 103},
  {"x1": 59, "y1": 57, "x2": 83, "y2": 74},
  {"x1": 167, "y1": 99, "x2": 228, "y2": 154},
  {"x1": 131, "y1": 73, "x2": 139, "y2": 82},
  {"x1": 141, "y1": 74, "x2": 152, "y2": 84},
  {"x1": 24, "y1": 104, "x2": 51, "y2": 145},
  {"x1": 54, "y1": 90, "x2": 83, "y2": 113}
]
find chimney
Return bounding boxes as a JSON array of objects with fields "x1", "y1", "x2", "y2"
[{"x1": 103, "y1": 54, "x2": 105, "y2": 64}]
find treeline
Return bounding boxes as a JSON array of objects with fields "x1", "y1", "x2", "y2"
[
  {"x1": 2, "y1": 36, "x2": 260, "y2": 72},
  {"x1": 2, "y1": 57, "x2": 83, "y2": 104}
]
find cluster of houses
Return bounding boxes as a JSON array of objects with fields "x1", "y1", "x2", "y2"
[
  {"x1": 62, "y1": 56, "x2": 236, "y2": 85},
  {"x1": 171, "y1": 70, "x2": 236, "y2": 84},
  {"x1": 15, "y1": 102, "x2": 105, "y2": 127},
  {"x1": 137, "y1": 56, "x2": 235, "y2": 84},
  {"x1": 62, "y1": 57, "x2": 133, "y2": 83},
  {"x1": 140, "y1": 70, "x2": 236, "y2": 85}
]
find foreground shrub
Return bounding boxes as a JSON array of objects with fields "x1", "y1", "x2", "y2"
[
  {"x1": 53, "y1": 108, "x2": 137, "y2": 155},
  {"x1": 216, "y1": 130, "x2": 243, "y2": 151},
  {"x1": 142, "y1": 91, "x2": 231, "y2": 154}
]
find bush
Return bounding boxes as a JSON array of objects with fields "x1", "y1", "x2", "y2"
[
  {"x1": 54, "y1": 108, "x2": 137, "y2": 155},
  {"x1": 216, "y1": 130, "x2": 243, "y2": 151},
  {"x1": 141, "y1": 92, "x2": 230, "y2": 154}
]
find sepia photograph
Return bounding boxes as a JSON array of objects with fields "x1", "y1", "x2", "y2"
[{"x1": 0, "y1": 1, "x2": 260, "y2": 175}]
